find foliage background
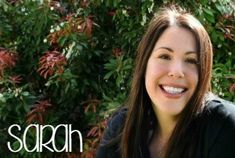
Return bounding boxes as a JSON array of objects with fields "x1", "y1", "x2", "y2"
[{"x1": 0, "y1": 0, "x2": 234, "y2": 157}]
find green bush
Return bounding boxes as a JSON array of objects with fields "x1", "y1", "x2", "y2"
[{"x1": 0, "y1": 0, "x2": 234, "y2": 157}]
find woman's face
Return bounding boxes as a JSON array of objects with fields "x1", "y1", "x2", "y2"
[{"x1": 145, "y1": 26, "x2": 199, "y2": 118}]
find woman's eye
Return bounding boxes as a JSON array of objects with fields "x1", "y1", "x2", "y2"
[
  {"x1": 185, "y1": 58, "x2": 198, "y2": 65},
  {"x1": 158, "y1": 54, "x2": 171, "y2": 60}
]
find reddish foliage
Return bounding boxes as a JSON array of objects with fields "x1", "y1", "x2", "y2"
[
  {"x1": 9, "y1": 75, "x2": 23, "y2": 84},
  {"x1": 224, "y1": 33, "x2": 235, "y2": 41},
  {"x1": 0, "y1": 48, "x2": 17, "y2": 77},
  {"x1": 80, "y1": 0, "x2": 90, "y2": 8},
  {"x1": 80, "y1": 149, "x2": 96, "y2": 158},
  {"x1": 49, "y1": 0, "x2": 66, "y2": 14},
  {"x1": 230, "y1": 83, "x2": 235, "y2": 93},
  {"x1": 59, "y1": 152, "x2": 82, "y2": 158},
  {"x1": 26, "y1": 99, "x2": 52, "y2": 124},
  {"x1": 223, "y1": 24, "x2": 235, "y2": 41},
  {"x1": 81, "y1": 119, "x2": 108, "y2": 158},
  {"x1": 48, "y1": 16, "x2": 96, "y2": 45},
  {"x1": 63, "y1": 13, "x2": 76, "y2": 21},
  {"x1": 223, "y1": 14, "x2": 234, "y2": 20},
  {"x1": 217, "y1": 14, "x2": 235, "y2": 42},
  {"x1": 108, "y1": 10, "x2": 116, "y2": 16},
  {"x1": 54, "y1": 119, "x2": 109, "y2": 158},
  {"x1": 87, "y1": 119, "x2": 107, "y2": 138},
  {"x1": 38, "y1": 50, "x2": 67, "y2": 79},
  {"x1": 7, "y1": 0, "x2": 20, "y2": 5},
  {"x1": 82, "y1": 99, "x2": 100, "y2": 113},
  {"x1": 82, "y1": 16, "x2": 94, "y2": 37},
  {"x1": 112, "y1": 48, "x2": 122, "y2": 57}
]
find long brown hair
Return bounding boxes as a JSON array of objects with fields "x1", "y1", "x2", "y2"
[{"x1": 121, "y1": 5, "x2": 213, "y2": 158}]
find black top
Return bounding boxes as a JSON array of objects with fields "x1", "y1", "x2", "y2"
[{"x1": 96, "y1": 96, "x2": 235, "y2": 158}]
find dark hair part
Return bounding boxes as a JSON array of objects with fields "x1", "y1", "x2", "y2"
[{"x1": 121, "y1": 5, "x2": 213, "y2": 158}]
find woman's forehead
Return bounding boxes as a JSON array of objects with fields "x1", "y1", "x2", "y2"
[{"x1": 152, "y1": 26, "x2": 198, "y2": 54}]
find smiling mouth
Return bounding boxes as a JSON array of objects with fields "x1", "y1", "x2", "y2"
[{"x1": 160, "y1": 85, "x2": 187, "y2": 95}]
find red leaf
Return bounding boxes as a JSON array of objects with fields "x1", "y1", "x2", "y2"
[
  {"x1": 26, "y1": 99, "x2": 52, "y2": 124},
  {"x1": 229, "y1": 83, "x2": 235, "y2": 93},
  {"x1": 38, "y1": 51, "x2": 67, "y2": 79},
  {"x1": 87, "y1": 126, "x2": 99, "y2": 137},
  {"x1": 9, "y1": 75, "x2": 23, "y2": 84},
  {"x1": 0, "y1": 48, "x2": 17, "y2": 76}
]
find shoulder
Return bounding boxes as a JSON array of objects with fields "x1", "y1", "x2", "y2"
[
  {"x1": 108, "y1": 107, "x2": 127, "y2": 130},
  {"x1": 95, "y1": 107, "x2": 127, "y2": 158},
  {"x1": 204, "y1": 94, "x2": 235, "y2": 122},
  {"x1": 202, "y1": 94, "x2": 235, "y2": 157},
  {"x1": 203, "y1": 93, "x2": 235, "y2": 133},
  {"x1": 102, "y1": 107, "x2": 127, "y2": 144}
]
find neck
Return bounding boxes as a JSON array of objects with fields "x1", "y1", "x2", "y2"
[
  {"x1": 149, "y1": 114, "x2": 177, "y2": 158},
  {"x1": 158, "y1": 115, "x2": 177, "y2": 139},
  {"x1": 154, "y1": 109, "x2": 178, "y2": 140},
  {"x1": 149, "y1": 107, "x2": 179, "y2": 158}
]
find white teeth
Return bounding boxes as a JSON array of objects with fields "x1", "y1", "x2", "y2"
[{"x1": 162, "y1": 86, "x2": 185, "y2": 94}]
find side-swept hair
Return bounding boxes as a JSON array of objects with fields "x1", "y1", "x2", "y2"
[{"x1": 121, "y1": 5, "x2": 213, "y2": 158}]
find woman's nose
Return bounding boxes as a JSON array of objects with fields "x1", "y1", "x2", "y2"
[{"x1": 167, "y1": 61, "x2": 185, "y2": 78}]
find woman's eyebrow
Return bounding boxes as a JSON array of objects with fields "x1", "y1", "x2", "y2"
[
  {"x1": 155, "y1": 47, "x2": 197, "y2": 55},
  {"x1": 155, "y1": 47, "x2": 173, "y2": 52},
  {"x1": 185, "y1": 51, "x2": 197, "y2": 55}
]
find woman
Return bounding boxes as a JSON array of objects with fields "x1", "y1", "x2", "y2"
[{"x1": 96, "y1": 5, "x2": 235, "y2": 158}]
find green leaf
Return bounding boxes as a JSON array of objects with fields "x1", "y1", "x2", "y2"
[
  {"x1": 203, "y1": 8, "x2": 215, "y2": 23},
  {"x1": 0, "y1": 93, "x2": 6, "y2": 103},
  {"x1": 104, "y1": 71, "x2": 114, "y2": 80},
  {"x1": 58, "y1": 36, "x2": 67, "y2": 46},
  {"x1": 204, "y1": 13, "x2": 215, "y2": 23},
  {"x1": 203, "y1": 8, "x2": 214, "y2": 17},
  {"x1": 21, "y1": 91, "x2": 29, "y2": 97}
]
